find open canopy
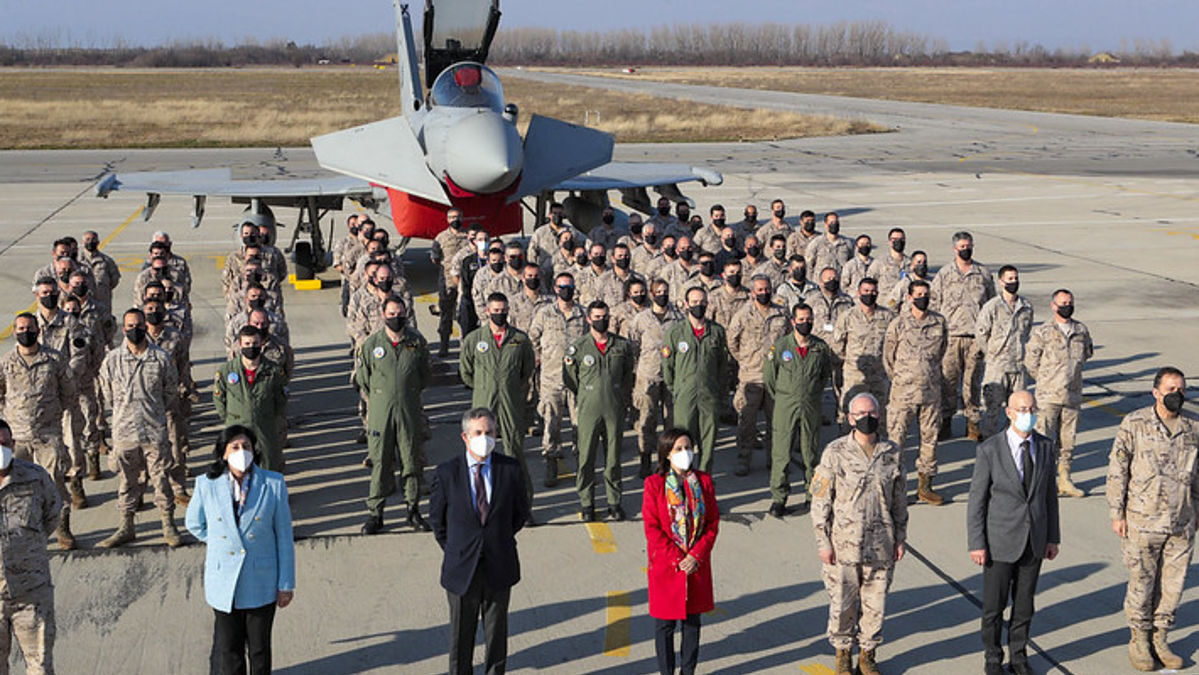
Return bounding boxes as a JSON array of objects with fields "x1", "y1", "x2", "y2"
[{"x1": 423, "y1": 0, "x2": 501, "y2": 89}]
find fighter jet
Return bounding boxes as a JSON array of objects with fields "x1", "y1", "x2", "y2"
[{"x1": 95, "y1": 0, "x2": 722, "y2": 277}]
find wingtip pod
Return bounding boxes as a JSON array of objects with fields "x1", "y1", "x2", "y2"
[
  {"x1": 95, "y1": 173, "x2": 119, "y2": 198},
  {"x1": 693, "y1": 167, "x2": 723, "y2": 187}
]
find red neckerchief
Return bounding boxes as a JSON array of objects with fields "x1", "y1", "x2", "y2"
[
  {"x1": 797, "y1": 345, "x2": 809, "y2": 358},
  {"x1": 595, "y1": 338, "x2": 608, "y2": 355},
  {"x1": 245, "y1": 367, "x2": 257, "y2": 385},
  {"x1": 692, "y1": 324, "x2": 706, "y2": 340},
  {"x1": 493, "y1": 328, "x2": 507, "y2": 346}
]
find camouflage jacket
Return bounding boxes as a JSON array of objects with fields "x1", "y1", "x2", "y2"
[
  {"x1": 929, "y1": 260, "x2": 995, "y2": 336},
  {"x1": 528, "y1": 301, "x2": 587, "y2": 387},
  {"x1": 0, "y1": 347, "x2": 75, "y2": 440},
  {"x1": 626, "y1": 306, "x2": 683, "y2": 385},
  {"x1": 1024, "y1": 320, "x2": 1093, "y2": 407},
  {"x1": 1106, "y1": 407, "x2": 1199, "y2": 535},
  {"x1": 883, "y1": 310, "x2": 949, "y2": 403},
  {"x1": 834, "y1": 305, "x2": 897, "y2": 379},
  {"x1": 727, "y1": 301, "x2": 790, "y2": 384},
  {"x1": 975, "y1": 295, "x2": 1034, "y2": 375},
  {"x1": 0, "y1": 459, "x2": 61, "y2": 599},
  {"x1": 811, "y1": 435, "x2": 908, "y2": 566},
  {"x1": 99, "y1": 342, "x2": 177, "y2": 446}
]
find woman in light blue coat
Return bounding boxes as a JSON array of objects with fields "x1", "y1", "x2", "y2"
[{"x1": 186, "y1": 425, "x2": 295, "y2": 675}]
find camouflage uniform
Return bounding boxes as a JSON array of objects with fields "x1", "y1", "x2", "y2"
[
  {"x1": 0, "y1": 458, "x2": 61, "y2": 674},
  {"x1": 647, "y1": 214, "x2": 683, "y2": 240},
  {"x1": 431, "y1": 227, "x2": 469, "y2": 348},
  {"x1": 335, "y1": 233, "x2": 366, "y2": 315},
  {"x1": 662, "y1": 261, "x2": 703, "y2": 308},
  {"x1": 133, "y1": 266, "x2": 190, "y2": 308},
  {"x1": 147, "y1": 324, "x2": 191, "y2": 498},
  {"x1": 225, "y1": 309, "x2": 290, "y2": 359},
  {"x1": 1106, "y1": 407, "x2": 1199, "y2": 630},
  {"x1": 805, "y1": 234, "x2": 854, "y2": 276},
  {"x1": 833, "y1": 305, "x2": 896, "y2": 429},
  {"x1": 529, "y1": 222, "x2": 585, "y2": 270},
  {"x1": 873, "y1": 253, "x2": 911, "y2": 294},
  {"x1": 750, "y1": 258, "x2": 788, "y2": 291},
  {"x1": 588, "y1": 223, "x2": 627, "y2": 253},
  {"x1": 98, "y1": 343, "x2": 178, "y2": 514},
  {"x1": 528, "y1": 302, "x2": 587, "y2": 459},
  {"x1": 80, "y1": 247, "x2": 122, "y2": 313},
  {"x1": 786, "y1": 228, "x2": 820, "y2": 259},
  {"x1": 708, "y1": 284, "x2": 750, "y2": 330},
  {"x1": 754, "y1": 221, "x2": 792, "y2": 247},
  {"x1": 474, "y1": 269, "x2": 524, "y2": 320},
  {"x1": 975, "y1": 295, "x2": 1034, "y2": 437},
  {"x1": 0, "y1": 347, "x2": 74, "y2": 522},
  {"x1": 573, "y1": 264, "x2": 609, "y2": 307},
  {"x1": 776, "y1": 278, "x2": 819, "y2": 314},
  {"x1": 626, "y1": 306, "x2": 683, "y2": 459},
  {"x1": 805, "y1": 288, "x2": 856, "y2": 423},
  {"x1": 630, "y1": 245, "x2": 665, "y2": 280},
  {"x1": 885, "y1": 275, "x2": 929, "y2": 313},
  {"x1": 610, "y1": 300, "x2": 644, "y2": 338},
  {"x1": 883, "y1": 310, "x2": 949, "y2": 476},
  {"x1": 929, "y1": 261, "x2": 995, "y2": 426},
  {"x1": 593, "y1": 268, "x2": 645, "y2": 310},
  {"x1": 1025, "y1": 320, "x2": 1094, "y2": 464},
  {"x1": 811, "y1": 434, "x2": 907, "y2": 652},
  {"x1": 508, "y1": 288, "x2": 552, "y2": 334},
  {"x1": 221, "y1": 246, "x2": 286, "y2": 300},
  {"x1": 840, "y1": 255, "x2": 881, "y2": 296},
  {"x1": 36, "y1": 312, "x2": 93, "y2": 486},
  {"x1": 693, "y1": 224, "x2": 733, "y2": 255},
  {"x1": 727, "y1": 301, "x2": 790, "y2": 465}
]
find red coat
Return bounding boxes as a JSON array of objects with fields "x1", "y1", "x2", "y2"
[{"x1": 643, "y1": 471, "x2": 720, "y2": 620}]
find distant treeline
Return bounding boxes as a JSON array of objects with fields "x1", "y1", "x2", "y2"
[{"x1": 1, "y1": 22, "x2": 1194, "y2": 68}]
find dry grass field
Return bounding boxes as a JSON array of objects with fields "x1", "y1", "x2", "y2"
[
  {"x1": 562, "y1": 66, "x2": 1199, "y2": 124},
  {"x1": 0, "y1": 67, "x2": 883, "y2": 149}
]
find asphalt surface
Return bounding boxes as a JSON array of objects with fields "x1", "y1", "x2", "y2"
[{"x1": 1, "y1": 77, "x2": 1198, "y2": 673}]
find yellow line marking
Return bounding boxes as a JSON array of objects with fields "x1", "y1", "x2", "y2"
[
  {"x1": 212, "y1": 254, "x2": 229, "y2": 271},
  {"x1": 1083, "y1": 396, "x2": 1127, "y2": 419},
  {"x1": 603, "y1": 591, "x2": 632, "y2": 657},
  {"x1": 800, "y1": 664, "x2": 836, "y2": 675},
  {"x1": 585, "y1": 522, "x2": 618, "y2": 554},
  {"x1": 0, "y1": 300, "x2": 38, "y2": 340}
]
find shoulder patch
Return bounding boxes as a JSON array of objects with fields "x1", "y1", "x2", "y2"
[
  {"x1": 661, "y1": 345, "x2": 671, "y2": 358},
  {"x1": 811, "y1": 475, "x2": 829, "y2": 499}
]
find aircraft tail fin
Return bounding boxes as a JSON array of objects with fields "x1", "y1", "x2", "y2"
[{"x1": 393, "y1": 0, "x2": 424, "y2": 115}]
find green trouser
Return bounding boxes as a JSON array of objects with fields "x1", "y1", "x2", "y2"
[
  {"x1": 576, "y1": 412, "x2": 623, "y2": 510},
  {"x1": 674, "y1": 400, "x2": 718, "y2": 474},
  {"x1": 366, "y1": 415, "x2": 421, "y2": 516},
  {"x1": 495, "y1": 402, "x2": 533, "y2": 506},
  {"x1": 769, "y1": 399, "x2": 821, "y2": 505}
]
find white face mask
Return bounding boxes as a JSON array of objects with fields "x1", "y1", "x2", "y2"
[
  {"x1": 0, "y1": 446, "x2": 12, "y2": 470},
  {"x1": 469, "y1": 434, "x2": 496, "y2": 459},
  {"x1": 227, "y1": 449, "x2": 254, "y2": 473},
  {"x1": 1014, "y1": 412, "x2": 1037, "y2": 434},
  {"x1": 670, "y1": 449, "x2": 694, "y2": 472}
]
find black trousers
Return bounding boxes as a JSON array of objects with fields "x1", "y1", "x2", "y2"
[
  {"x1": 447, "y1": 568, "x2": 511, "y2": 675},
  {"x1": 212, "y1": 603, "x2": 277, "y2": 675},
  {"x1": 981, "y1": 541, "x2": 1042, "y2": 666},
  {"x1": 654, "y1": 614, "x2": 701, "y2": 675},
  {"x1": 437, "y1": 272, "x2": 457, "y2": 347}
]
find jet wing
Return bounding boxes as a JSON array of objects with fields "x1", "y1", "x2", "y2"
[
  {"x1": 95, "y1": 169, "x2": 375, "y2": 198},
  {"x1": 551, "y1": 162, "x2": 723, "y2": 192}
]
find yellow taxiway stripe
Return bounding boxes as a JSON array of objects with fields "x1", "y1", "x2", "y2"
[
  {"x1": 1082, "y1": 395, "x2": 1127, "y2": 419},
  {"x1": 800, "y1": 664, "x2": 836, "y2": 675},
  {"x1": 603, "y1": 591, "x2": 632, "y2": 657},
  {"x1": 585, "y1": 522, "x2": 618, "y2": 554}
]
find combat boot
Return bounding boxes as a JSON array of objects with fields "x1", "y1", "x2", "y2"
[
  {"x1": 174, "y1": 491, "x2": 191, "y2": 507},
  {"x1": 966, "y1": 419, "x2": 982, "y2": 441},
  {"x1": 1129, "y1": 628, "x2": 1156, "y2": 671},
  {"x1": 161, "y1": 510, "x2": 183, "y2": 548},
  {"x1": 54, "y1": 511, "x2": 76, "y2": 551},
  {"x1": 69, "y1": 477, "x2": 88, "y2": 510},
  {"x1": 406, "y1": 503, "x2": 432, "y2": 532},
  {"x1": 858, "y1": 648, "x2": 881, "y2": 675},
  {"x1": 98, "y1": 512, "x2": 136, "y2": 548},
  {"x1": 86, "y1": 453, "x2": 102, "y2": 481},
  {"x1": 733, "y1": 456, "x2": 750, "y2": 477},
  {"x1": 1152, "y1": 628, "x2": 1184, "y2": 669},
  {"x1": 1057, "y1": 461, "x2": 1085, "y2": 497},
  {"x1": 545, "y1": 456, "x2": 560, "y2": 487},
  {"x1": 833, "y1": 648, "x2": 852, "y2": 675},
  {"x1": 918, "y1": 474, "x2": 945, "y2": 506}
]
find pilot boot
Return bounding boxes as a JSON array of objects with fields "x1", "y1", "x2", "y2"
[
  {"x1": 858, "y1": 649, "x2": 881, "y2": 675},
  {"x1": 1152, "y1": 628, "x2": 1183, "y2": 670},
  {"x1": 86, "y1": 452, "x2": 102, "y2": 481},
  {"x1": 833, "y1": 648, "x2": 852, "y2": 675},
  {"x1": 1129, "y1": 628, "x2": 1156, "y2": 671},
  {"x1": 406, "y1": 503, "x2": 432, "y2": 532},
  {"x1": 917, "y1": 474, "x2": 945, "y2": 506},
  {"x1": 161, "y1": 509, "x2": 183, "y2": 548},
  {"x1": 69, "y1": 477, "x2": 89, "y2": 510},
  {"x1": 1057, "y1": 461, "x2": 1085, "y2": 498},
  {"x1": 54, "y1": 510, "x2": 76, "y2": 551},
  {"x1": 98, "y1": 512, "x2": 136, "y2": 548},
  {"x1": 544, "y1": 456, "x2": 560, "y2": 488}
]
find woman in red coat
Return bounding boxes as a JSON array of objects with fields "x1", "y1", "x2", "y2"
[{"x1": 643, "y1": 428, "x2": 720, "y2": 675}]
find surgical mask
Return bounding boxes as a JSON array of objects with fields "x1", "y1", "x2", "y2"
[
  {"x1": 854, "y1": 415, "x2": 880, "y2": 435},
  {"x1": 746, "y1": 245, "x2": 761, "y2": 258},
  {"x1": 489, "y1": 260, "x2": 504, "y2": 273},
  {"x1": 556, "y1": 286, "x2": 575, "y2": 302},
  {"x1": 794, "y1": 321, "x2": 813, "y2": 336},
  {"x1": 242, "y1": 345, "x2": 262, "y2": 361},
  {"x1": 476, "y1": 241, "x2": 488, "y2": 254},
  {"x1": 1163, "y1": 391, "x2": 1185, "y2": 414},
  {"x1": 125, "y1": 326, "x2": 146, "y2": 344},
  {"x1": 860, "y1": 293, "x2": 878, "y2": 307},
  {"x1": 489, "y1": 312, "x2": 508, "y2": 328},
  {"x1": 1055, "y1": 305, "x2": 1074, "y2": 319},
  {"x1": 385, "y1": 315, "x2": 407, "y2": 332},
  {"x1": 912, "y1": 296, "x2": 931, "y2": 311},
  {"x1": 591, "y1": 318, "x2": 610, "y2": 334},
  {"x1": 957, "y1": 247, "x2": 974, "y2": 261},
  {"x1": 601, "y1": 214, "x2": 615, "y2": 225},
  {"x1": 15, "y1": 331, "x2": 38, "y2": 348},
  {"x1": 469, "y1": 434, "x2": 496, "y2": 458},
  {"x1": 0, "y1": 445, "x2": 11, "y2": 470},
  {"x1": 754, "y1": 292, "x2": 772, "y2": 306},
  {"x1": 227, "y1": 449, "x2": 254, "y2": 473},
  {"x1": 1004, "y1": 281, "x2": 1019, "y2": 295},
  {"x1": 826, "y1": 221, "x2": 840, "y2": 235},
  {"x1": 1014, "y1": 411, "x2": 1037, "y2": 433},
  {"x1": 726, "y1": 274, "x2": 741, "y2": 287},
  {"x1": 614, "y1": 257, "x2": 630, "y2": 270},
  {"x1": 891, "y1": 239, "x2": 906, "y2": 253},
  {"x1": 670, "y1": 449, "x2": 694, "y2": 472},
  {"x1": 524, "y1": 277, "x2": 541, "y2": 291},
  {"x1": 631, "y1": 294, "x2": 648, "y2": 307},
  {"x1": 689, "y1": 304, "x2": 707, "y2": 319}
]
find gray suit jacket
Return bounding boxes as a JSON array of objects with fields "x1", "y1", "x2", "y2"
[{"x1": 967, "y1": 429, "x2": 1061, "y2": 563}]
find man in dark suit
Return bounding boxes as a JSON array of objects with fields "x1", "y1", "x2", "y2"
[
  {"x1": 967, "y1": 389, "x2": 1061, "y2": 675},
  {"x1": 430, "y1": 407, "x2": 530, "y2": 675}
]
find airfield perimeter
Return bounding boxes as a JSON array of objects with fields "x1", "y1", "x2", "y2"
[{"x1": 1, "y1": 71, "x2": 1198, "y2": 673}]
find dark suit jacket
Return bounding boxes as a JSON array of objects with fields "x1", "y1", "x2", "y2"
[
  {"x1": 429, "y1": 452, "x2": 530, "y2": 596},
  {"x1": 967, "y1": 429, "x2": 1061, "y2": 563}
]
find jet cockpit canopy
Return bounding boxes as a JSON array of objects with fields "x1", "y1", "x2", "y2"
[
  {"x1": 428, "y1": 62, "x2": 504, "y2": 112},
  {"x1": 423, "y1": 0, "x2": 500, "y2": 88}
]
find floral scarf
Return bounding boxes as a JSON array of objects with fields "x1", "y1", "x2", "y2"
[{"x1": 665, "y1": 470, "x2": 705, "y2": 551}]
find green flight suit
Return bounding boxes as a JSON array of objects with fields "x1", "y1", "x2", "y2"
[
  {"x1": 763, "y1": 332, "x2": 833, "y2": 506},
  {"x1": 661, "y1": 319, "x2": 731, "y2": 473},
  {"x1": 213, "y1": 357, "x2": 289, "y2": 472},
  {"x1": 355, "y1": 327, "x2": 431, "y2": 515},
  {"x1": 459, "y1": 325, "x2": 537, "y2": 504},
  {"x1": 563, "y1": 333, "x2": 635, "y2": 510}
]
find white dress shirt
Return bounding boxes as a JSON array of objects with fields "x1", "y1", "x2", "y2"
[{"x1": 1005, "y1": 427, "x2": 1034, "y2": 482}]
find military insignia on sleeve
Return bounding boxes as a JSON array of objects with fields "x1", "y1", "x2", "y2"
[
  {"x1": 661, "y1": 345, "x2": 671, "y2": 358},
  {"x1": 767, "y1": 348, "x2": 774, "y2": 361},
  {"x1": 227, "y1": 372, "x2": 239, "y2": 385},
  {"x1": 781, "y1": 350, "x2": 794, "y2": 363},
  {"x1": 372, "y1": 346, "x2": 385, "y2": 359},
  {"x1": 476, "y1": 341, "x2": 489, "y2": 353},
  {"x1": 811, "y1": 475, "x2": 828, "y2": 499},
  {"x1": 567, "y1": 345, "x2": 577, "y2": 355},
  {"x1": 583, "y1": 354, "x2": 596, "y2": 367},
  {"x1": 564, "y1": 356, "x2": 575, "y2": 365},
  {"x1": 678, "y1": 341, "x2": 689, "y2": 353}
]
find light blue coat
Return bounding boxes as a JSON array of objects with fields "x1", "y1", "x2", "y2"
[{"x1": 185, "y1": 468, "x2": 296, "y2": 613}]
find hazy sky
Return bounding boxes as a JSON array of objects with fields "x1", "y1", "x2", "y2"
[{"x1": 1, "y1": 0, "x2": 1193, "y2": 52}]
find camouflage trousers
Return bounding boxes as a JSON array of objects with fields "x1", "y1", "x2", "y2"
[
  {"x1": 66, "y1": 390, "x2": 102, "y2": 478},
  {"x1": 0, "y1": 585, "x2": 55, "y2": 675},
  {"x1": 538, "y1": 383, "x2": 577, "y2": 459},
  {"x1": 980, "y1": 368, "x2": 1027, "y2": 438},
  {"x1": 822, "y1": 562, "x2": 894, "y2": 651},
  {"x1": 733, "y1": 381, "x2": 771, "y2": 459},
  {"x1": 633, "y1": 380, "x2": 673, "y2": 458},
  {"x1": 12, "y1": 438, "x2": 69, "y2": 518},
  {"x1": 113, "y1": 439, "x2": 174, "y2": 514},
  {"x1": 165, "y1": 402, "x2": 191, "y2": 498},
  {"x1": 1121, "y1": 526, "x2": 1195, "y2": 630},
  {"x1": 886, "y1": 389, "x2": 942, "y2": 477},
  {"x1": 1035, "y1": 404, "x2": 1080, "y2": 464},
  {"x1": 941, "y1": 335, "x2": 983, "y2": 424}
]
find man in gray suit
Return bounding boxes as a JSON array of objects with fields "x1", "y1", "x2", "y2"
[{"x1": 967, "y1": 389, "x2": 1061, "y2": 675}]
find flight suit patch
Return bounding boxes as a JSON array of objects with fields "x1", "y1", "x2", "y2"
[
  {"x1": 678, "y1": 341, "x2": 689, "y2": 353},
  {"x1": 227, "y1": 372, "x2": 239, "y2": 385},
  {"x1": 477, "y1": 341, "x2": 489, "y2": 353},
  {"x1": 781, "y1": 350, "x2": 794, "y2": 363},
  {"x1": 661, "y1": 346, "x2": 671, "y2": 358},
  {"x1": 372, "y1": 347, "x2": 386, "y2": 359},
  {"x1": 583, "y1": 355, "x2": 595, "y2": 367}
]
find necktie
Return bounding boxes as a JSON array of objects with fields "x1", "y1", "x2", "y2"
[
  {"x1": 1021, "y1": 440, "x2": 1033, "y2": 495},
  {"x1": 474, "y1": 463, "x2": 488, "y2": 524}
]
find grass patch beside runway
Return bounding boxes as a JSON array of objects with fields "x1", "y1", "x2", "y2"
[
  {"x1": 558, "y1": 66, "x2": 1199, "y2": 124},
  {"x1": 0, "y1": 67, "x2": 885, "y2": 149}
]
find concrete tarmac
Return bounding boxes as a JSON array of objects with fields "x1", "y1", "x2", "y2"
[{"x1": 0, "y1": 79, "x2": 1198, "y2": 673}]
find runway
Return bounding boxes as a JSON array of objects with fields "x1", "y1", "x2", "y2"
[{"x1": 0, "y1": 77, "x2": 1197, "y2": 673}]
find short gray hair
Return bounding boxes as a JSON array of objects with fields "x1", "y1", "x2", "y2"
[
  {"x1": 153, "y1": 230, "x2": 170, "y2": 242},
  {"x1": 848, "y1": 392, "x2": 880, "y2": 414},
  {"x1": 952, "y1": 231, "x2": 973, "y2": 244},
  {"x1": 461, "y1": 407, "x2": 497, "y2": 434}
]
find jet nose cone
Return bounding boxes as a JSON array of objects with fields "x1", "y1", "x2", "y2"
[{"x1": 445, "y1": 111, "x2": 524, "y2": 195}]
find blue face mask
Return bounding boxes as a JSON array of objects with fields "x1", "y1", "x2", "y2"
[{"x1": 1014, "y1": 411, "x2": 1037, "y2": 434}]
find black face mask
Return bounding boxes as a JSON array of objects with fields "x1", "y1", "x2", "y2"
[
  {"x1": 652, "y1": 294, "x2": 669, "y2": 308},
  {"x1": 794, "y1": 321, "x2": 813, "y2": 336},
  {"x1": 644, "y1": 233, "x2": 658, "y2": 246},
  {"x1": 591, "y1": 318, "x2": 610, "y2": 334},
  {"x1": 84, "y1": 240, "x2": 99, "y2": 252},
  {"x1": 614, "y1": 257, "x2": 630, "y2": 270},
  {"x1": 657, "y1": 206, "x2": 671, "y2": 217},
  {"x1": 146, "y1": 310, "x2": 165, "y2": 326},
  {"x1": 125, "y1": 326, "x2": 146, "y2": 344},
  {"x1": 754, "y1": 292, "x2": 772, "y2": 306},
  {"x1": 507, "y1": 257, "x2": 523, "y2": 271},
  {"x1": 912, "y1": 296, "x2": 931, "y2": 311},
  {"x1": 792, "y1": 268, "x2": 807, "y2": 282},
  {"x1": 242, "y1": 235, "x2": 257, "y2": 247},
  {"x1": 631, "y1": 294, "x2": 648, "y2": 307},
  {"x1": 242, "y1": 345, "x2": 262, "y2": 361},
  {"x1": 1055, "y1": 304, "x2": 1074, "y2": 319},
  {"x1": 688, "y1": 304, "x2": 707, "y2": 319},
  {"x1": 489, "y1": 260, "x2": 504, "y2": 273},
  {"x1": 772, "y1": 248, "x2": 786, "y2": 261},
  {"x1": 826, "y1": 222, "x2": 841, "y2": 235},
  {"x1": 248, "y1": 297, "x2": 266, "y2": 310},
  {"x1": 15, "y1": 331, "x2": 38, "y2": 348},
  {"x1": 550, "y1": 214, "x2": 563, "y2": 225},
  {"x1": 70, "y1": 285, "x2": 87, "y2": 298},
  {"x1": 699, "y1": 262, "x2": 715, "y2": 276},
  {"x1": 891, "y1": 239, "x2": 906, "y2": 253},
  {"x1": 153, "y1": 268, "x2": 167, "y2": 280},
  {"x1": 1163, "y1": 391, "x2": 1185, "y2": 414},
  {"x1": 857, "y1": 246, "x2": 872, "y2": 258},
  {"x1": 630, "y1": 222, "x2": 643, "y2": 236},
  {"x1": 524, "y1": 277, "x2": 541, "y2": 291},
  {"x1": 712, "y1": 218, "x2": 726, "y2": 228},
  {"x1": 912, "y1": 263, "x2": 928, "y2": 278},
  {"x1": 678, "y1": 249, "x2": 694, "y2": 262},
  {"x1": 58, "y1": 272, "x2": 71, "y2": 283},
  {"x1": 773, "y1": 209, "x2": 785, "y2": 220},
  {"x1": 601, "y1": 214, "x2": 615, "y2": 225},
  {"x1": 860, "y1": 293, "x2": 878, "y2": 307},
  {"x1": 489, "y1": 312, "x2": 508, "y2": 328},
  {"x1": 854, "y1": 415, "x2": 880, "y2": 435},
  {"x1": 726, "y1": 273, "x2": 741, "y2": 287},
  {"x1": 449, "y1": 218, "x2": 462, "y2": 230},
  {"x1": 723, "y1": 237, "x2": 737, "y2": 249},
  {"x1": 957, "y1": 247, "x2": 974, "y2": 261},
  {"x1": 823, "y1": 279, "x2": 840, "y2": 292},
  {"x1": 556, "y1": 286, "x2": 575, "y2": 302},
  {"x1": 39, "y1": 294, "x2": 58, "y2": 309},
  {"x1": 575, "y1": 254, "x2": 589, "y2": 266},
  {"x1": 663, "y1": 247, "x2": 677, "y2": 260},
  {"x1": 592, "y1": 255, "x2": 606, "y2": 268},
  {"x1": 802, "y1": 219, "x2": 816, "y2": 233},
  {"x1": 385, "y1": 315, "x2": 407, "y2": 332},
  {"x1": 744, "y1": 213, "x2": 758, "y2": 224},
  {"x1": 746, "y1": 245, "x2": 761, "y2": 258},
  {"x1": 1004, "y1": 281, "x2": 1020, "y2": 295},
  {"x1": 678, "y1": 210, "x2": 691, "y2": 222}
]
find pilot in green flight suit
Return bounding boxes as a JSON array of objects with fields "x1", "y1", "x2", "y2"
[
  {"x1": 661, "y1": 286, "x2": 731, "y2": 474},
  {"x1": 214, "y1": 325, "x2": 289, "y2": 472}
]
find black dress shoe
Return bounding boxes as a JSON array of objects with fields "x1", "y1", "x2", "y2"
[
  {"x1": 361, "y1": 515, "x2": 384, "y2": 535},
  {"x1": 406, "y1": 506, "x2": 432, "y2": 532},
  {"x1": 580, "y1": 507, "x2": 597, "y2": 522},
  {"x1": 768, "y1": 502, "x2": 787, "y2": 519},
  {"x1": 608, "y1": 506, "x2": 627, "y2": 521}
]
